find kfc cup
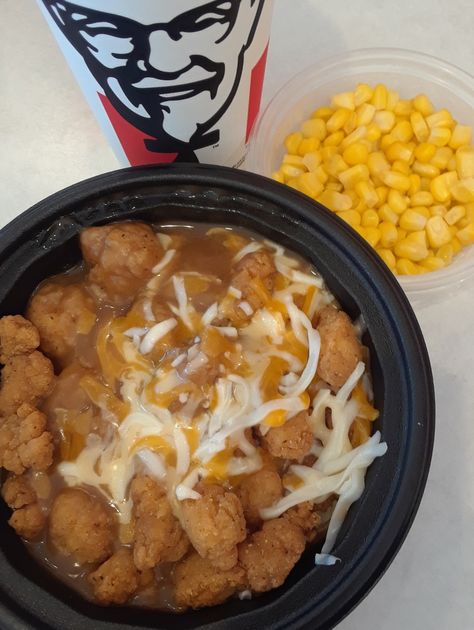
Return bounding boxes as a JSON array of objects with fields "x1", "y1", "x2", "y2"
[{"x1": 37, "y1": 0, "x2": 274, "y2": 167}]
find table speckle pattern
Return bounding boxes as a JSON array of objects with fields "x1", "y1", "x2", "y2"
[{"x1": 1, "y1": 1, "x2": 473, "y2": 629}]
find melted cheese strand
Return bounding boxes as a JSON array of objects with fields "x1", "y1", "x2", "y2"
[
  {"x1": 336, "y1": 361, "x2": 365, "y2": 402},
  {"x1": 139, "y1": 318, "x2": 177, "y2": 354},
  {"x1": 152, "y1": 248, "x2": 176, "y2": 274},
  {"x1": 280, "y1": 309, "x2": 320, "y2": 398},
  {"x1": 170, "y1": 275, "x2": 194, "y2": 331},
  {"x1": 233, "y1": 241, "x2": 263, "y2": 262}
]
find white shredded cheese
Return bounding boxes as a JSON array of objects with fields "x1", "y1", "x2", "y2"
[
  {"x1": 228, "y1": 286, "x2": 242, "y2": 298},
  {"x1": 139, "y1": 318, "x2": 177, "y2": 354},
  {"x1": 239, "y1": 301, "x2": 253, "y2": 316},
  {"x1": 152, "y1": 248, "x2": 176, "y2": 274},
  {"x1": 233, "y1": 241, "x2": 263, "y2": 262}
]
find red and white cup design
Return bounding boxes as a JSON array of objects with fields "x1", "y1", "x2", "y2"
[{"x1": 37, "y1": 0, "x2": 274, "y2": 167}]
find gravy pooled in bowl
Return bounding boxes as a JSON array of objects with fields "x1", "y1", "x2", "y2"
[{"x1": 0, "y1": 222, "x2": 386, "y2": 610}]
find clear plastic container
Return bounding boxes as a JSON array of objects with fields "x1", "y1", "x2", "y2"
[{"x1": 247, "y1": 48, "x2": 474, "y2": 304}]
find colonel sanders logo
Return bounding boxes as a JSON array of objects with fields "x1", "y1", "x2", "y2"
[{"x1": 40, "y1": 0, "x2": 269, "y2": 164}]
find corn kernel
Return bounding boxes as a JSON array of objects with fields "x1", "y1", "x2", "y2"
[
  {"x1": 385, "y1": 142, "x2": 414, "y2": 163},
  {"x1": 392, "y1": 160, "x2": 411, "y2": 175},
  {"x1": 400, "y1": 208, "x2": 428, "y2": 231},
  {"x1": 412, "y1": 161, "x2": 440, "y2": 178},
  {"x1": 360, "y1": 227, "x2": 380, "y2": 247},
  {"x1": 336, "y1": 210, "x2": 361, "y2": 227},
  {"x1": 407, "y1": 229, "x2": 428, "y2": 248},
  {"x1": 431, "y1": 147, "x2": 454, "y2": 170},
  {"x1": 297, "y1": 137, "x2": 320, "y2": 156},
  {"x1": 430, "y1": 205, "x2": 447, "y2": 217},
  {"x1": 391, "y1": 120, "x2": 414, "y2": 143},
  {"x1": 332, "y1": 92, "x2": 356, "y2": 111},
  {"x1": 326, "y1": 181, "x2": 344, "y2": 192},
  {"x1": 372, "y1": 84, "x2": 388, "y2": 110},
  {"x1": 449, "y1": 124, "x2": 472, "y2": 149},
  {"x1": 343, "y1": 112, "x2": 358, "y2": 135},
  {"x1": 387, "y1": 189, "x2": 408, "y2": 214},
  {"x1": 380, "y1": 134, "x2": 397, "y2": 151},
  {"x1": 295, "y1": 172, "x2": 325, "y2": 198},
  {"x1": 285, "y1": 132, "x2": 303, "y2": 154},
  {"x1": 341, "y1": 126, "x2": 367, "y2": 149},
  {"x1": 378, "y1": 204, "x2": 399, "y2": 225},
  {"x1": 374, "y1": 110, "x2": 396, "y2": 133},
  {"x1": 323, "y1": 131, "x2": 345, "y2": 147},
  {"x1": 428, "y1": 127, "x2": 451, "y2": 147},
  {"x1": 287, "y1": 178, "x2": 302, "y2": 192},
  {"x1": 426, "y1": 216, "x2": 452, "y2": 248},
  {"x1": 386, "y1": 90, "x2": 400, "y2": 112},
  {"x1": 419, "y1": 177, "x2": 431, "y2": 191},
  {"x1": 414, "y1": 142, "x2": 436, "y2": 163},
  {"x1": 381, "y1": 170, "x2": 411, "y2": 192},
  {"x1": 410, "y1": 191, "x2": 433, "y2": 207},
  {"x1": 272, "y1": 171, "x2": 285, "y2": 184},
  {"x1": 408, "y1": 174, "x2": 421, "y2": 196},
  {"x1": 366, "y1": 123, "x2": 382, "y2": 142},
  {"x1": 354, "y1": 83, "x2": 373, "y2": 106},
  {"x1": 302, "y1": 151, "x2": 322, "y2": 172},
  {"x1": 318, "y1": 189, "x2": 353, "y2": 212},
  {"x1": 343, "y1": 143, "x2": 369, "y2": 165},
  {"x1": 356, "y1": 103, "x2": 376, "y2": 126},
  {"x1": 283, "y1": 154, "x2": 306, "y2": 167},
  {"x1": 410, "y1": 112, "x2": 429, "y2": 142},
  {"x1": 396, "y1": 259, "x2": 421, "y2": 275},
  {"x1": 375, "y1": 186, "x2": 389, "y2": 206},
  {"x1": 420, "y1": 256, "x2": 445, "y2": 271},
  {"x1": 451, "y1": 236, "x2": 463, "y2": 253},
  {"x1": 456, "y1": 147, "x2": 474, "y2": 179},
  {"x1": 367, "y1": 152, "x2": 390, "y2": 177},
  {"x1": 361, "y1": 208, "x2": 380, "y2": 227},
  {"x1": 326, "y1": 108, "x2": 352, "y2": 133},
  {"x1": 451, "y1": 178, "x2": 474, "y2": 203},
  {"x1": 339, "y1": 164, "x2": 370, "y2": 189},
  {"x1": 426, "y1": 109, "x2": 454, "y2": 129},
  {"x1": 311, "y1": 107, "x2": 333, "y2": 121},
  {"x1": 412, "y1": 206, "x2": 430, "y2": 218},
  {"x1": 325, "y1": 154, "x2": 349, "y2": 177},
  {"x1": 430, "y1": 171, "x2": 457, "y2": 202},
  {"x1": 356, "y1": 181, "x2": 379, "y2": 208},
  {"x1": 413, "y1": 94, "x2": 434, "y2": 117},
  {"x1": 379, "y1": 222, "x2": 398, "y2": 247},
  {"x1": 394, "y1": 238, "x2": 428, "y2": 262},
  {"x1": 314, "y1": 165, "x2": 329, "y2": 184},
  {"x1": 394, "y1": 99, "x2": 413, "y2": 116},
  {"x1": 377, "y1": 248, "x2": 396, "y2": 269},
  {"x1": 447, "y1": 156, "x2": 457, "y2": 171},
  {"x1": 281, "y1": 164, "x2": 305, "y2": 179},
  {"x1": 456, "y1": 223, "x2": 474, "y2": 245},
  {"x1": 444, "y1": 205, "x2": 466, "y2": 226},
  {"x1": 301, "y1": 119, "x2": 327, "y2": 140},
  {"x1": 397, "y1": 228, "x2": 407, "y2": 241},
  {"x1": 436, "y1": 243, "x2": 454, "y2": 264}
]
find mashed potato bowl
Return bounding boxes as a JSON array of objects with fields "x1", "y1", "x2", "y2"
[{"x1": 0, "y1": 164, "x2": 434, "y2": 630}]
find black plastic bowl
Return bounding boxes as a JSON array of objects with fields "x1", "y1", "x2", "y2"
[{"x1": 0, "y1": 164, "x2": 434, "y2": 630}]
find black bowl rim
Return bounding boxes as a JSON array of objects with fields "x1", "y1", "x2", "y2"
[{"x1": 0, "y1": 163, "x2": 435, "y2": 630}]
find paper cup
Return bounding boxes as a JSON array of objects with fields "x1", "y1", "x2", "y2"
[{"x1": 37, "y1": 0, "x2": 274, "y2": 167}]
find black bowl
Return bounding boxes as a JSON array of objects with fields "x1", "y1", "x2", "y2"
[{"x1": 0, "y1": 164, "x2": 434, "y2": 630}]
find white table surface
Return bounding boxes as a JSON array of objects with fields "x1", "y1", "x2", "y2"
[{"x1": 1, "y1": 1, "x2": 474, "y2": 629}]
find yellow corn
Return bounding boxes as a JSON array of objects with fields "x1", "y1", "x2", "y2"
[
  {"x1": 387, "y1": 189, "x2": 408, "y2": 214},
  {"x1": 362, "y1": 227, "x2": 381, "y2": 247},
  {"x1": 354, "y1": 83, "x2": 373, "y2": 106},
  {"x1": 436, "y1": 243, "x2": 454, "y2": 264},
  {"x1": 281, "y1": 164, "x2": 305, "y2": 179},
  {"x1": 430, "y1": 171, "x2": 457, "y2": 202},
  {"x1": 366, "y1": 123, "x2": 382, "y2": 142},
  {"x1": 375, "y1": 186, "x2": 389, "y2": 206},
  {"x1": 412, "y1": 206, "x2": 430, "y2": 218},
  {"x1": 372, "y1": 84, "x2": 388, "y2": 110},
  {"x1": 341, "y1": 126, "x2": 367, "y2": 149},
  {"x1": 410, "y1": 112, "x2": 429, "y2": 142},
  {"x1": 449, "y1": 124, "x2": 472, "y2": 150},
  {"x1": 414, "y1": 142, "x2": 436, "y2": 163},
  {"x1": 342, "y1": 143, "x2": 369, "y2": 166},
  {"x1": 394, "y1": 238, "x2": 429, "y2": 262},
  {"x1": 318, "y1": 189, "x2": 353, "y2": 212},
  {"x1": 394, "y1": 99, "x2": 413, "y2": 116},
  {"x1": 444, "y1": 205, "x2": 466, "y2": 226},
  {"x1": 426, "y1": 216, "x2": 452, "y2": 248},
  {"x1": 378, "y1": 204, "x2": 399, "y2": 225},
  {"x1": 412, "y1": 161, "x2": 440, "y2": 178},
  {"x1": 392, "y1": 160, "x2": 411, "y2": 175},
  {"x1": 420, "y1": 177, "x2": 431, "y2": 191},
  {"x1": 356, "y1": 181, "x2": 379, "y2": 208},
  {"x1": 396, "y1": 258, "x2": 421, "y2": 275},
  {"x1": 430, "y1": 204, "x2": 447, "y2": 217},
  {"x1": 343, "y1": 112, "x2": 358, "y2": 135},
  {"x1": 301, "y1": 118, "x2": 327, "y2": 140},
  {"x1": 311, "y1": 107, "x2": 333, "y2": 121},
  {"x1": 408, "y1": 174, "x2": 421, "y2": 196},
  {"x1": 385, "y1": 141, "x2": 414, "y2": 163},
  {"x1": 451, "y1": 179, "x2": 474, "y2": 203},
  {"x1": 302, "y1": 151, "x2": 322, "y2": 172},
  {"x1": 391, "y1": 120, "x2": 414, "y2": 143},
  {"x1": 283, "y1": 154, "x2": 306, "y2": 167},
  {"x1": 295, "y1": 172, "x2": 325, "y2": 198},
  {"x1": 397, "y1": 228, "x2": 408, "y2": 241},
  {"x1": 456, "y1": 222, "x2": 474, "y2": 244},
  {"x1": 325, "y1": 154, "x2": 349, "y2": 177},
  {"x1": 368, "y1": 152, "x2": 390, "y2": 177},
  {"x1": 285, "y1": 132, "x2": 303, "y2": 154},
  {"x1": 428, "y1": 127, "x2": 451, "y2": 147},
  {"x1": 326, "y1": 108, "x2": 352, "y2": 133},
  {"x1": 332, "y1": 91, "x2": 355, "y2": 111},
  {"x1": 420, "y1": 256, "x2": 445, "y2": 271},
  {"x1": 339, "y1": 164, "x2": 370, "y2": 189},
  {"x1": 410, "y1": 191, "x2": 434, "y2": 207},
  {"x1": 399, "y1": 208, "x2": 428, "y2": 231},
  {"x1": 326, "y1": 181, "x2": 344, "y2": 192},
  {"x1": 451, "y1": 236, "x2": 463, "y2": 253},
  {"x1": 336, "y1": 210, "x2": 361, "y2": 227},
  {"x1": 381, "y1": 170, "x2": 411, "y2": 192},
  {"x1": 431, "y1": 147, "x2": 454, "y2": 170},
  {"x1": 314, "y1": 165, "x2": 329, "y2": 184},
  {"x1": 361, "y1": 208, "x2": 380, "y2": 227},
  {"x1": 324, "y1": 131, "x2": 345, "y2": 147},
  {"x1": 426, "y1": 109, "x2": 454, "y2": 129},
  {"x1": 413, "y1": 94, "x2": 434, "y2": 117},
  {"x1": 456, "y1": 147, "x2": 474, "y2": 179},
  {"x1": 297, "y1": 137, "x2": 320, "y2": 156},
  {"x1": 356, "y1": 103, "x2": 376, "y2": 126},
  {"x1": 379, "y1": 222, "x2": 398, "y2": 247},
  {"x1": 380, "y1": 134, "x2": 396, "y2": 151},
  {"x1": 272, "y1": 171, "x2": 285, "y2": 184},
  {"x1": 386, "y1": 90, "x2": 400, "y2": 112},
  {"x1": 374, "y1": 110, "x2": 396, "y2": 133},
  {"x1": 447, "y1": 156, "x2": 457, "y2": 171},
  {"x1": 377, "y1": 248, "x2": 396, "y2": 269}
]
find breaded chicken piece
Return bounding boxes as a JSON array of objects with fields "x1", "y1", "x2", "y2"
[
  {"x1": 0, "y1": 351, "x2": 55, "y2": 416},
  {"x1": 80, "y1": 223, "x2": 163, "y2": 305},
  {"x1": 49, "y1": 488, "x2": 114, "y2": 564},
  {"x1": 238, "y1": 518, "x2": 305, "y2": 592},
  {"x1": 231, "y1": 250, "x2": 276, "y2": 317},
  {"x1": 181, "y1": 484, "x2": 246, "y2": 570},
  {"x1": 261, "y1": 412, "x2": 313, "y2": 460},
  {"x1": 1, "y1": 475, "x2": 37, "y2": 509},
  {"x1": 316, "y1": 306, "x2": 362, "y2": 391},
  {"x1": 88, "y1": 548, "x2": 140, "y2": 605},
  {"x1": 0, "y1": 404, "x2": 54, "y2": 475},
  {"x1": 237, "y1": 468, "x2": 283, "y2": 529},
  {"x1": 0, "y1": 315, "x2": 40, "y2": 364},
  {"x1": 9, "y1": 502, "x2": 46, "y2": 540},
  {"x1": 131, "y1": 475, "x2": 189, "y2": 570},
  {"x1": 27, "y1": 283, "x2": 96, "y2": 366},
  {"x1": 282, "y1": 501, "x2": 323, "y2": 542},
  {"x1": 174, "y1": 552, "x2": 246, "y2": 609}
]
